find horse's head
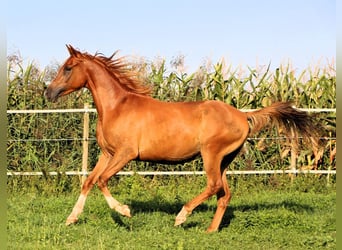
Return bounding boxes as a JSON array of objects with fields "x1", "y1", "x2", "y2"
[{"x1": 45, "y1": 45, "x2": 88, "y2": 102}]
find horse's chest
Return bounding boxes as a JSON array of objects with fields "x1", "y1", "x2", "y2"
[
  {"x1": 96, "y1": 122, "x2": 116, "y2": 155},
  {"x1": 96, "y1": 122, "x2": 136, "y2": 156}
]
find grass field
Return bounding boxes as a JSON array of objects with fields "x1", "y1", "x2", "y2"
[
  {"x1": 7, "y1": 175, "x2": 336, "y2": 249},
  {"x1": 7, "y1": 51, "x2": 336, "y2": 249}
]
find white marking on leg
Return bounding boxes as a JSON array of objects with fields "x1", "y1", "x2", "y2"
[
  {"x1": 66, "y1": 194, "x2": 87, "y2": 225},
  {"x1": 104, "y1": 195, "x2": 131, "y2": 217},
  {"x1": 104, "y1": 195, "x2": 120, "y2": 209},
  {"x1": 175, "y1": 206, "x2": 191, "y2": 226}
]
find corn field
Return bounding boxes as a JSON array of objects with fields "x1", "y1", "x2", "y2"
[{"x1": 7, "y1": 54, "x2": 336, "y2": 175}]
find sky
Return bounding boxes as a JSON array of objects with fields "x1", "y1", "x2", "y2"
[{"x1": 7, "y1": 0, "x2": 336, "y2": 73}]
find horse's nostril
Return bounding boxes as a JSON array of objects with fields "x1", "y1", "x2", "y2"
[{"x1": 44, "y1": 87, "x2": 59, "y2": 102}]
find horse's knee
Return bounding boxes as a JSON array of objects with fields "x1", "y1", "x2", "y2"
[
  {"x1": 97, "y1": 177, "x2": 107, "y2": 190},
  {"x1": 81, "y1": 177, "x2": 96, "y2": 193}
]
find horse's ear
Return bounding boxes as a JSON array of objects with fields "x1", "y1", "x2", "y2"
[{"x1": 66, "y1": 44, "x2": 80, "y2": 57}]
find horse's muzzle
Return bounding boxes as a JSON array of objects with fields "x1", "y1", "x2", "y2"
[{"x1": 44, "y1": 86, "x2": 63, "y2": 103}]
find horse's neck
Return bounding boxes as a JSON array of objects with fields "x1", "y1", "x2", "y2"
[{"x1": 86, "y1": 68, "x2": 126, "y2": 120}]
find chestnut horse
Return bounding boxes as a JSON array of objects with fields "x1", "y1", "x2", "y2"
[{"x1": 45, "y1": 45, "x2": 319, "y2": 232}]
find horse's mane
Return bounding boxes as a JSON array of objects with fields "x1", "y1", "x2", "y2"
[{"x1": 78, "y1": 50, "x2": 152, "y2": 96}]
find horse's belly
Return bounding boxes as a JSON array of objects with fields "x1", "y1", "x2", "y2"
[{"x1": 138, "y1": 134, "x2": 200, "y2": 161}]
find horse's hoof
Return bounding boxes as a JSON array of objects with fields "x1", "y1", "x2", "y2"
[
  {"x1": 174, "y1": 207, "x2": 189, "y2": 226},
  {"x1": 115, "y1": 204, "x2": 132, "y2": 218},
  {"x1": 65, "y1": 216, "x2": 78, "y2": 226},
  {"x1": 122, "y1": 205, "x2": 132, "y2": 218},
  {"x1": 174, "y1": 216, "x2": 186, "y2": 226}
]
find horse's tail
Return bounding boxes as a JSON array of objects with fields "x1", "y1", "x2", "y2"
[{"x1": 246, "y1": 101, "x2": 321, "y2": 149}]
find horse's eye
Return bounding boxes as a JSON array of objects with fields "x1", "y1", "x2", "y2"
[{"x1": 64, "y1": 66, "x2": 72, "y2": 72}]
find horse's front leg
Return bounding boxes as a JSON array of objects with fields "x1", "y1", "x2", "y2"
[
  {"x1": 96, "y1": 150, "x2": 137, "y2": 217},
  {"x1": 66, "y1": 154, "x2": 109, "y2": 225},
  {"x1": 98, "y1": 177, "x2": 131, "y2": 218}
]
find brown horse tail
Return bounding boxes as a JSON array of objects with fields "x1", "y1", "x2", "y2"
[{"x1": 246, "y1": 101, "x2": 321, "y2": 149}]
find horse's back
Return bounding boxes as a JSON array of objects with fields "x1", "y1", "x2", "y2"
[{"x1": 133, "y1": 98, "x2": 249, "y2": 161}]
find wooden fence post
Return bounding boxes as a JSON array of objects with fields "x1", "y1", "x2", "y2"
[
  {"x1": 289, "y1": 128, "x2": 297, "y2": 182},
  {"x1": 81, "y1": 103, "x2": 90, "y2": 187},
  {"x1": 326, "y1": 132, "x2": 334, "y2": 186}
]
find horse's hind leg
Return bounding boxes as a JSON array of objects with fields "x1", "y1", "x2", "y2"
[
  {"x1": 66, "y1": 153, "x2": 109, "y2": 225},
  {"x1": 175, "y1": 151, "x2": 223, "y2": 227},
  {"x1": 206, "y1": 169, "x2": 231, "y2": 232},
  {"x1": 175, "y1": 145, "x2": 242, "y2": 232},
  {"x1": 206, "y1": 147, "x2": 242, "y2": 232}
]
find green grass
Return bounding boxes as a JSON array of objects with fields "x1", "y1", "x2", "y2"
[{"x1": 7, "y1": 175, "x2": 336, "y2": 249}]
